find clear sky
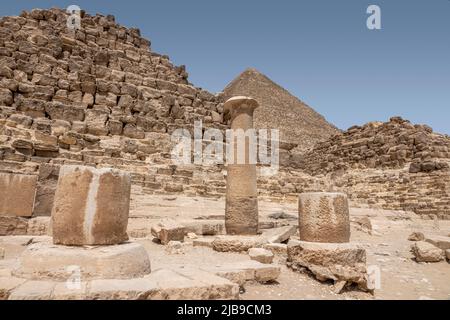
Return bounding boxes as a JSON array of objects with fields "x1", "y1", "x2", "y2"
[{"x1": 1, "y1": 0, "x2": 449, "y2": 134}]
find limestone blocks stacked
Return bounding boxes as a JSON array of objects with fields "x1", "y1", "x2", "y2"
[
  {"x1": 14, "y1": 165, "x2": 151, "y2": 281},
  {"x1": 288, "y1": 192, "x2": 373, "y2": 293}
]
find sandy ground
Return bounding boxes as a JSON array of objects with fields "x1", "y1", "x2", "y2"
[{"x1": 1, "y1": 194, "x2": 449, "y2": 300}]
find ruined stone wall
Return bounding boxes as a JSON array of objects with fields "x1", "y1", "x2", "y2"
[
  {"x1": 293, "y1": 117, "x2": 450, "y2": 175},
  {"x1": 287, "y1": 117, "x2": 450, "y2": 219},
  {"x1": 1, "y1": 9, "x2": 449, "y2": 222},
  {"x1": 331, "y1": 168, "x2": 450, "y2": 219},
  {"x1": 0, "y1": 8, "x2": 230, "y2": 217}
]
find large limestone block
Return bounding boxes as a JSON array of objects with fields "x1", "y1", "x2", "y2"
[
  {"x1": 13, "y1": 241, "x2": 151, "y2": 280},
  {"x1": 0, "y1": 277, "x2": 27, "y2": 300},
  {"x1": 411, "y1": 241, "x2": 445, "y2": 263},
  {"x1": 287, "y1": 240, "x2": 370, "y2": 291},
  {"x1": 212, "y1": 235, "x2": 264, "y2": 252},
  {"x1": 0, "y1": 216, "x2": 28, "y2": 236},
  {"x1": 248, "y1": 248, "x2": 274, "y2": 264},
  {"x1": 424, "y1": 235, "x2": 450, "y2": 250},
  {"x1": 203, "y1": 260, "x2": 280, "y2": 285},
  {"x1": 8, "y1": 280, "x2": 55, "y2": 300},
  {"x1": 151, "y1": 219, "x2": 185, "y2": 245},
  {"x1": 52, "y1": 165, "x2": 131, "y2": 245},
  {"x1": 298, "y1": 192, "x2": 350, "y2": 243},
  {"x1": 0, "y1": 172, "x2": 37, "y2": 217},
  {"x1": 86, "y1": 268, "x2": 239, "y2": 300}
]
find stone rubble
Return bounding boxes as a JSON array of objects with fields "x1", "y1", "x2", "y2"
[
  {"x1": 248, "y1": 248, "x2": 274, "y2": 264},
  {"x1": 410, "y1": 241, "x2": 445, "y2": 263},
  {"x1": 151, "y1": 219, "x2": 185, "y2": 245}
]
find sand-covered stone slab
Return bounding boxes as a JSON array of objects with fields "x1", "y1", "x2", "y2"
[{"x1": 13, "y1": 241, "x2": 151, "y2": 280}]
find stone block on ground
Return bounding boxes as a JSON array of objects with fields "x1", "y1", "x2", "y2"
[
  {"x1": 446, "y1": 249, "x2": 450, "y2": 261},
  {"x1": 8, "y1": 280, "x2": 55, "y2": 300},
  {"x1": 424, "y1": 235, "x2": 450, "y2": 250},
  {"x1": 52, "y1": 165, "x2": 131, "y2": 245},
  {"x1": 193, "y1": 237, "x2": 214, "y2": 248},
  {"x1": 26, "y1": 217, "x2": 51, "y2": 236},
  {"x1": 0, "y1": 247, "x2": 4, "y2": 259},
  {"x1": 248, "y1": 248, "x2": 274, "y2": 264},
  {"x1": 211, "y1": 225, "x2": 297, "y2": 253},
  {"x1": 151, "y1": 219, "x2": 185, "y2": 244},
  {"x1": 13, "y1": 241, "x2": 151, "y2": 280},
  {"x1": 203, "y1": 260, "x2": 280, "y2": 285},
  {"x1": 165, "y1": 241, "x2": 187, "y2": 254},
  {"x1": 212, "y1": 235, "x2": 264, "y2": 252},
  {"x1": 52, "y1": 282, "x2": 88, "y2": 300},
  {"x1": 183, "y1": 220, "x2": 224, "y2": 236},
  {"x1": 411, "y1": 241, "x2": 445, "y2": 263},
  {"x1": 263, "y1": 243, "x2": 288, "y2": 255},
  {"x1": 260, "y1": 225, "x2": 297, "y2": 243},
  {"x1": 298, "y1": 192, "x2": 350, "y2": 243},
  {"x1": 0, "y1": 216, "x2": 28, "y2": 236},
  {"x1": 87, "y1": 268, "x2": 239, "y2": 300},
  {"x1": 287, "y1": 240, "x2": 370, "y2": 291},
  {"x1": 0, "y1": 276, "x2": 27, "y2": 300},
  {"x1": 0, "y1": 172, "x2": 37, "y2": 217},
  {"x1": 408, "y1": 232, "x2": 425, "y2": 241}
]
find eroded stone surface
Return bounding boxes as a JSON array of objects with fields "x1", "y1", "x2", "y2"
[
  {"x1": 248, "y1": 248, "x2": 274, "y2": 264},
  {"x1": 411, "y1": 241, "x2": 445, "y2": 263},
  {"x1": 8, "y1": 280, "x2": 55, "y2": 300},
  {"x1": 52, "y1": 165, "x2": 131, "y2": 246},
  {"x1": 13, "y1": 241, "x2": 151, "y2": 280},
  {"x1": 151, "y1": 219, "x2": 185, "y2": 244},
  {"x1": 203, "y1": 260, "x2": 280, "y2": 285},
  {"x1": 0, "y1": 276, "x2": 27, "y2": 300},
  {"x1": 287, "y1": 240, "x2": 369, "y2": 291},
  {"x1": 298, "y1": 192, "x2": 350, "y2": 243},
  {"x1": 0, "y1": 173, "x2": 37, "y2": 217},
  {"x1": 0, "y1": 216, "x2": 28, "y2": 236},
  {"x1": 425, "y1": 235, "x2": 450, "y2": 250}
]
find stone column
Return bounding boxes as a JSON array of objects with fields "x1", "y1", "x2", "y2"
[
  {"x1": 224, "y1": 96, "x2": 259, "y2": 235},
  {"x1": 298, "y1": 192, "x2": 350, "y2": 243},
  {"x1": 51, "y1": 165, "x2": 131, "y2": 245}
]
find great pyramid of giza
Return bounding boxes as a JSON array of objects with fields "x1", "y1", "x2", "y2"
[{"x1": 222, "y1": 68, "x2": 340, "y2": 151}]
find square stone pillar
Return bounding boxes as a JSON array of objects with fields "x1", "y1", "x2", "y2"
[
  {"x1": 298, "y1": 192, "x2": 350, "y2": 243},
  {"x1": 51, "y1": 165, "x2": 131, "y2": 245}
]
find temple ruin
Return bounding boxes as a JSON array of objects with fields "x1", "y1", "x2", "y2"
[{"x1": 0, "y1": 8, "x2": 449, "y2": 300}]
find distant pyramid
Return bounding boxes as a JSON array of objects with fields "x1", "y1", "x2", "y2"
[{"x1": 222, "y1": 68, "x2": 340, "y2": 151}]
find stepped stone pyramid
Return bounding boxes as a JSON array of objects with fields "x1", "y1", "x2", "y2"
[{"x1": 222, "y1": 68, "x2": 340, "y2": 151}]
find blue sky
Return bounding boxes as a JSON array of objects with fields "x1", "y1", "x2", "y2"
[{"x1": 1, "y1": 0, "x2": 449, "y2": 134}]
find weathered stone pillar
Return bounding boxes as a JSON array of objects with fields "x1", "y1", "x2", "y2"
[
  {"x1": 51, "y1": 165, "x2": 131, "y2": 245},
  {"x1": 224, "y1": 96, "x2": 259, "y2": 235},
  {"x1": 298, "y1": 192, "x2": 350, "y2": 243}
]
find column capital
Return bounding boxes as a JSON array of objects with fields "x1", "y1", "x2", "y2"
[{"x1": 224, "y1": 96, "x2": 259, "y2": 116}]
